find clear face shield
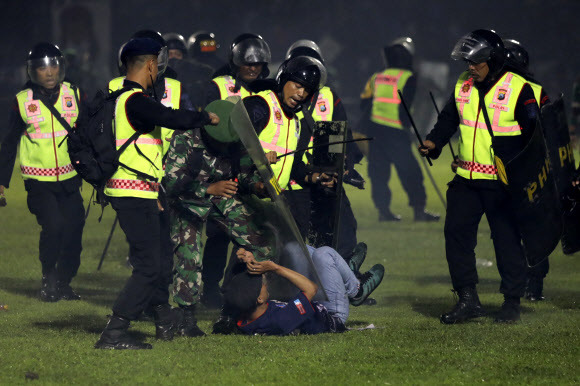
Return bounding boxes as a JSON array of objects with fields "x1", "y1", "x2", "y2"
[
  {"x1": 157, "y1": 46, "x2": 168, "y2": 76},
  {"x1": 232, "y1": 38, "x2": 271, "y2": 67},
  {"x1": 27, "y1": 56, "x2": 65, "y2": 89},
  {"x1": 450, "y1": 34, "x2": 492, "y2": 64}
]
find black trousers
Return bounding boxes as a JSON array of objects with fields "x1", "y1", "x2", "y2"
[
  {"x1": 309, "y1": 188, "x2": 358, "y2": 258},
  {"x1": 25, "y1": 179, "x2": 84, "y2": 283},
  {"x1": 444, "y1": 176, "x2": 526, "y2": 297},
  {"x1": 201, "y1": 218, "x2": 230, "y2": 289},
  {"x1": 367, "y1": 123, "x2": 426, "y2": 212},
  {"x1": 109, "y1": 196, "x2": 173, "y2": 320}
]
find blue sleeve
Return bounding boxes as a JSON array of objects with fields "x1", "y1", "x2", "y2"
[{"x1": 274, "y1": 292, "x2": 316, "y2": 335}]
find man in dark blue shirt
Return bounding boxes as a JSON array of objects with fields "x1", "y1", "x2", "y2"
[{"x1": 224, "y1": 246, "x2": 384, "y2": 335}]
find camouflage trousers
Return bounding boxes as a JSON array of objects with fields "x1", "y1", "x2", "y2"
[{"x1": 171, "y1": 197, "x2": 271, "y2": 306}]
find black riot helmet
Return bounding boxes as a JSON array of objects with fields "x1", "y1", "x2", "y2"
[
  {"x1": 285, "y1": 39, "x2": 325, "y2": 64},
  {"x1": 187, "y1": 31, "x2": 219, "y2": 57},
  {"x1": 163, "y1": 32, "x2": 187, "y2": 56},
  {"x1": 229, "y1": 33, "x2": 271, "y2": 78},
  {"x1": 451, "y1": 29, "x2": 506, "y2": 77},
  {"x1": 383, "y1": 37, "x2": 414, "y2": 68},
  {"x1": 276, "y1": 56, "x2": 325, "y2": 97},
  {"x1": 27, "y1": 42, "x2": 66, "y2": 88},
  {"x1": 503, "y1": 38, "x2": 530, "y2": 75},
  {"x1": 131, "y1": 29, "x2": 168, "y2": 76}
]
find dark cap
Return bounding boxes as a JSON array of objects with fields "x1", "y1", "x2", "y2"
[{"x1": 121, "y1": 38, "x2": 162, "y2": 64}]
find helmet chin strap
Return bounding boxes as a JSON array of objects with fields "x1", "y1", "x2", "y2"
[{"x1": 149, "y1": 74, "x2": 159, "y2": 101}]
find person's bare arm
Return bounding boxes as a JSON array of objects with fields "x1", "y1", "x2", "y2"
[{"x1": 241, "y1": 249, "x2": 318, "y2": 300}]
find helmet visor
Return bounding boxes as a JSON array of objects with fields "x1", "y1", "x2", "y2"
[
  {"x1": 451, "y1": 33, "x2": 492, "y2": 64},
  {"x1": 157, "y1": 46, "x2": 168, "y2": 76},
  {"x1": 27, "y1": 56, "x2": 65, "y2": 88},
  {"x1": 232, "y1": 38, "x2": 271, "y2": 66}
]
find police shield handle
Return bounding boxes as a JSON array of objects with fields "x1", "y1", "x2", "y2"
[{"x1": 0, "y1": 185, "x2": 6, "y2": 207}]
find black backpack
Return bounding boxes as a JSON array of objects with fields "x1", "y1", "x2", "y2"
[{"x1": 41, "y1": 86, "x2": 151, "y2": 206}]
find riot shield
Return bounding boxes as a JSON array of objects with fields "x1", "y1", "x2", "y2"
[
  {"x1": 308, "y1": 121, "x2": 347, "y2": 250},
  {"x1": 541, "y1": 95, "x2": 580, "y2": 254},
  {"x1": 504, "y1": 119, "x2": 562, "y2": 266},
  {"x1": 228, "y1": 98, "x2": 328, "y2": 301}
]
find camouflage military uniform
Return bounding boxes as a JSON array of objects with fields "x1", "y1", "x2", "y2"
[{"x1": 163, "y1": 128, "x2": 271, "y2": 306}]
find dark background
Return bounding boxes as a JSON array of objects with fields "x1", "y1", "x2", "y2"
[{"x1": 1, "y1": 0, "x2": 579, "y2": 134}]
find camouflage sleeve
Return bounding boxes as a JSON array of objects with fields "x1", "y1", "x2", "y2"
[
  {"x1": 163, "y1": 131, "x2": 210, "y2": 200},
  {"x1": 237, "y1": 153, "x2": 262, "y2": 191}
]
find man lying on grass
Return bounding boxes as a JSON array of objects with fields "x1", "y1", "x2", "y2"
[{"x1": 223, "y1": 246, "x2": 384, "y2": 335}]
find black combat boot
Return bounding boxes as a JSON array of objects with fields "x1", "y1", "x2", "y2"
[
  {"x1": 524, "y1": 277, "x2": 545, "y2": 302},
  {"x1": 40, "y1": 272, "x2": 59, "y2": 302},
  {"x1": 178, "y1": 305, "x2": 206, "y2": 337},
  {"x1": 95, "y1": 315, "x2": 152, "y2": 350},
  {"x1": 56, "y1": 280, "x2": 81, "y2": 301},
  {"x1": 494, "y1": 296, "x2": 521, "y2": 323},
  {"x1": 212, "y1": 307, "x2": 237, "y2": 335},
  {"x1": 414, "y1": 208, "x2": 440, "y2": 222},
  {"x1": 379, "y1": 211, "x2": 402, "y2": 222},
  {"x1": 153, "y1": 304, "x2": 175, "y2": 341},
  {"x1": 440, "y1": 287, "x2": 486, "y2": 324}
]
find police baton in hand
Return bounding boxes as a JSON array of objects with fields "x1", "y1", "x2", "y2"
[
  {"x1": 429, "y1": 91, "x2": 457, "y2": 160},
  {"x1": 398, "y1": 90, "x2": 432, "y2": 166}
]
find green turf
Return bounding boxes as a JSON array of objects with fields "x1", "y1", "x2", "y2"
[{"x1": 0, "y1": 145, "x2": 579, "y2": 385}]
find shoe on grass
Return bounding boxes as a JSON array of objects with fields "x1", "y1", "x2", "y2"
[
  {"x1": 350, "y1": 264, "x2": 384, "y2": 306},
  {"x1": 347, "y1": 242, "x2": 367, "y2": 273}
]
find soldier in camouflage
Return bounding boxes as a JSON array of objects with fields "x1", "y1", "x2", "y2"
[{"x1": 163, "y1": 113, "x2": 271, "y2": 337}]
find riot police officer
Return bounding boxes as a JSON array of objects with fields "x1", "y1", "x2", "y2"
[
  {"x1": 205, "y1": 33, "x2": 271, "y2": 104},
  {"x1": 0, "y1": 43, "x2": 86, "y2": 302},
  {"x1": 361, "y1": 38, "x2": 439, "y2": 222},
  {"x1": 163, "y1": 32, "x2": 213, "y2": 111},
  {"x1": 201, "y1": 33, "x2": 272, "y2": 308},
  {"x1": 187, "y1": 31, "x2": 226, "y2": 72},
  {"x1": 420, "y1": 29, "x2": 541, "y2": 324}
]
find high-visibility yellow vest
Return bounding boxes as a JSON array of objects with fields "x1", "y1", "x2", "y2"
[
  {"x1": 104, "y1": 88, "x2": 164, "y2": 199},
  {"x1": 108, "y1": 76, "x2": 181, "y2": 156},
  {"x1": 15, "y1": 81, "x2": 79, "y2": 182},
  {"x1": 291, "y1": 86, "x2": 336, "y2": 190},
  {"x1": 370, "y1": 68, "x2": 412, "y2": 129},
  {"x1": 455, "y1": 71, "x2": 527, "y2": 180},
  {"x1": 213, "y1": 75, "x2": 253, "y2": 99},
  {"x1": 253, "y1": 90, "x2": 300, "y2": 190},
  {"x1": 529, "y1": 81, "x2": 543, "y2": 107}
]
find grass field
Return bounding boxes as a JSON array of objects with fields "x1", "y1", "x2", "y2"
[{"x1": 0, "y1": 146, "x2": 579, "y2": 384}]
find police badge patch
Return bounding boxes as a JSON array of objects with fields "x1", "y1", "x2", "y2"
[
  {"x1": 28, "y1": 104, "x2": 38, "y2": 113},
  {"x1": 318, "y1": 102, "x2": 326, "y2": 112},
  {"x1": 275, "y1": 110, "x2": 282, "y2": 121},
  {"x1": 497, "y1": 89, "x2": 507, "y2": 100},
  {"x1": 461, "y1": 82, "x2": 471, "y2": 93},
  {"x1": 65, "y1": 96, "x2": 73, "y2": 108}
]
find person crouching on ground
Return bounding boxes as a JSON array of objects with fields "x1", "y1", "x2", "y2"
[{"x1": 222, "y1": 246, "x2": 384, "y2": 335}]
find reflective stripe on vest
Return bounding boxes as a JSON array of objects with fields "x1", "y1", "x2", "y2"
[
  {"x1": 16, "y1": 82, "x2": 78, "y2": 182},
  {"x1": 454, "y1": 71, "x2": 526, "y2": 180},
  {"x1": 255, "y1": 91, "x2": 300, "y2": 190},
  {"x1": 370, "y1": 69, "x2": 412, "y2": 129},
  {"x1": 104, "y1": 88, "x2": 164, "y2": 199},
  {"x1": 213, "y1": 75, "x2": 253, "y2": 99}
]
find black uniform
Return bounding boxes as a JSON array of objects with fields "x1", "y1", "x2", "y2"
[
  {"x1": 0, "y1": 82, "x2": 87, "y2": 292},
  {"x1": 109, "y1": 79, "x2": 210, "y2": 321},
  {"x1": 426, "y1": 71, "x2": 540, "y2": 298}
]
